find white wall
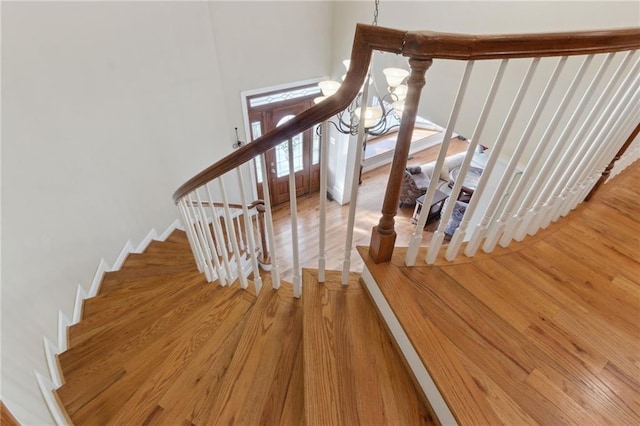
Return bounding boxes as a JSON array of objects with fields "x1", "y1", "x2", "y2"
[{"x1": 1, "y1": 2, "x2": 333, "y2": 423}]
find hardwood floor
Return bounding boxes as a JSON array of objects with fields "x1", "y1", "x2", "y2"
[
  {"x1": 270, "y1": 137, "x2": 468, "y2": 281},
  {"x1": 56, "y1": 230, "x2": 435, "y2": 424},
  {"x1": 361, "y1": 161, "x2": 640, "y2": 425},
  {"x1": 303, "y1": 269, "x2": 435, "y2": 426}
]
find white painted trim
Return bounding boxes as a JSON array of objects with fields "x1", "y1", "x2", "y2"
[
  {"x1": 72, "y1": 285, "x2": 88, "y2": 324},
  {"x1": 35, "y1": 370, "x2": 70, "y2": 426},
  {"x1": 160, "y1": 218, "x2": 181, "y2": 241},
  {"x1": 135, "y1": 228, "x2": 158, "y2": 253},
  {"x1": 57, "y1": 311, "x2": 71, "y2": 352},
  {"x1": 111, "y1": 240, "x2": 134, "y2": 271},
  {"x1": 88, "y1": 259, "x2": 110, "y2": 298},
  {"x1": 43, "y1": 337, "x2": 63, "y2": 388},
  {"x1": 361, "y1": 267, "x2": 458, "y2": 426}
]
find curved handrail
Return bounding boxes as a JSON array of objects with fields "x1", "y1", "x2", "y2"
[
  {"x1": 173, "y1": 24, "x2": 406, "y2": 203},
  {"x1": 173, "y1": 24, "x2": 640, "y2": 203}
]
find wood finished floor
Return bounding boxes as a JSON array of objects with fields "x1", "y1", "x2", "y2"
[
  {"x1": 56, "y1": 237, "x2": 434, "y2": 424},
  {"x1": 270, "y1": 137, "x2": 468, "y2": 281},
  {"x1": 303, "y1": 269, "x2": 435, "y2": 426},
  {"x1": 361, "y1": 161, "x2": 640, "y2": 425}
]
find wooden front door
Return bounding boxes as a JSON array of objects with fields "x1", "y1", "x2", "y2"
[{"x1": 248, "y1": 92, "x2": 320, "y2": 206}]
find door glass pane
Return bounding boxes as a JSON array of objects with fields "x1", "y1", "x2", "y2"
[
  {"x1": 274, "y1": 115, "x2": 303, "y2": 178},
  {"x1": 275, "y1": 134, "x2": 303, "y2": 178},
  {"x1": 312, "y1": 124, "x2": 320, "y2": 165},
  {"x1": 251, "y1": 121, "x2": 263, "y2": 183}
]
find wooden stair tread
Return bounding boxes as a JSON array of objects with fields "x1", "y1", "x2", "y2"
[
  {"x1": 57, "y1": 284, "x2": 256, "y2": 424},
  {"x1": 98, "y1": 262, "x2": 200, "y2": 294},
  {"x1": 120, "y1": 252, "x2": 196, "y2": 269},
  {"x1": 60, "y1": 278, "x2": 242, "y2": 378},
  {"x1": 359, "y1": 163, "x2": 640, "y2": 425},
  {"x1": 67, "y1": 272, "x2": 207, "y2": 349},
  {"x1": 206, "y1": 280, "x2": 304, "y2": 425},
  {"x1": 302, "y1": 269, "x2": 436, "y2": 426},
  {"x1": 83, "y1": 269, "x2": 204, "y2": 318}
]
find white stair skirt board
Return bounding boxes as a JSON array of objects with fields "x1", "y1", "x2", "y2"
[
  {"x1": 37, "y1": 216, "x2": 182, "y2": 425},
  {"x1": 35, "y1": 370, "x2": 70, "y2": 426},
  {"x1": 361, "y1": 267, "x2": 458, "y2": 426},
  {"x1": 160, "y1": 218, "x2": 181, "y2": 240},
  {"x1": 88, "y1": 259, "x2": 111, "y2": 298},
  {"x1": 111, "y1": 240, "x2": 135, "y2": 271},
  {"x1": 43, "y1": 337, "x2": 63, "y2": 388},
  {"x1": 135, "y1": 228, "x2": 159, "y2": 253},
  {"x1": 72, "y1": 285, "x2": 88, "y2": 324}
]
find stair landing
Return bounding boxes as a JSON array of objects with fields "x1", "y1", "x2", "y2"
[{"x1": 360, "y1": 162, "x2": 640, "y2": 425}]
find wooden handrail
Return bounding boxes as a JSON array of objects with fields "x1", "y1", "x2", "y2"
[
  {"x1": 173, "y1": 24, "x2": 639, "y2": 204},
  {"x1": 403, "y1": 27, "x2": 640, "y2": 60},
  {"x1": 173, "y1": 24, "x2": 406, "y2": 204}
]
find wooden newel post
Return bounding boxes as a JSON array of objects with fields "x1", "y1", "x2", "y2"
[
  {"x1": 369, "y1": 58, "x2": 432, "y2": 263},
  {"x1": 585, "y1": 122, "x2": 640, "y2": 201}
]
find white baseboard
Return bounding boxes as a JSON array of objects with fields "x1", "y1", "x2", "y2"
[
  {"x1": 111, "y1": 240, "x2": 134, "y2": 271},
  {"x1": 38, "y1": 216, "x2": 182, "y2": 425},
  {"x1": 43, "y1": 337, "x2": 63, "y2": 388},
  {"x1": 57, "y1": 311, "x2": 71, "y2": 352},
  {"x1": 88, "y1": 259, "x2": 111, "y2": 298},
  {"x1": 361, "y1": 267, "x2": 457, "y2": 426},
  {"x1": 72, "y1": 285, "x2": 88, "y2": 324},
  {"x1": 135, "y1": 228, "x2": 158, "y2": 253},
  {"x1": 160, "y1": 218, "x2": 181, "y2": 240},
  {"x1": 35, "y1": 370, "x2": 70, "y2": 426}
]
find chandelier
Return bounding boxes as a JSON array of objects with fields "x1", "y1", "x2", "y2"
[{"x1": 314, "y1": 0, "x2": 410, "y2": 137}]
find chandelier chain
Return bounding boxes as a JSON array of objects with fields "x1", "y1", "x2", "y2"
[{"x1": 372, "y1": 0, "x2": 379, "y2": 26}]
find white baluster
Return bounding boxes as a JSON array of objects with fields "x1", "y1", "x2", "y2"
[
  {"x1": 446, "y1": 59, "x2": 509, "y2": 261},
  {"x1": 236, "y1": 167, "x2": 263, "y2": 293},
  {"x1": 318, "y1": 121, "x2": 329, "y2": 283},
  {"x1": 206, "y1": 182, "x2": 232, "y2": 286},
  {"x1": 530, "y1": 52, "x2": 637, "y2": 233},
  {"x1": 514, "y1": 52, "x2": 621, "y2": 241},
  {"x1": 185, "y1": 195, "x2": 215, "y2": 282},
  {"x1": 235, "y1": 213, "x2": 246, "y2": 251},
  {"x1": 259, "y1": 153, "x2": 281, "y2": 289},
  {"x1": 543, "y1": 57, "x2": 640, "y2": 225},
  {"x1": 195, "y1": 188, "x2": 225, "y2": 284},
  {"x1": 578, "y1": 108, "x2": 639, "y2": 201},
  {"x1": 481, "y1": 56, "x2": 567, "y2": 253},
  {"x1": 561, "y1": 88, "x2": 640, "y2": 216},
  {"x1": 499, "y1": 55, "x2": 593, "y2": 247},
  {"x1": 423, "y1": 61, "x2": 475, "y2": 265},
  {"x1": 218, "y1": 176, "x2": 249, "y2": 289},
  {"x1": 342, "y1": 73, "x2": 371, "y2": 284},
  {"x1": 287, "y1": 139, "x2": 302, "y2": 297},
  {"x1": 465, "y1": 58, "x2": 541, "y2": 257},
  {"x1": 177, "y1": 199, "x2": 205, "y2": 273}
]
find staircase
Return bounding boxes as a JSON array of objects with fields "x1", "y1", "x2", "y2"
[
  {"x1": 55, "y1": 230, "x2": 435, "y2": 425},
  {"x1": 46, "y1": 24, "x2": 640, "y2": 425}
]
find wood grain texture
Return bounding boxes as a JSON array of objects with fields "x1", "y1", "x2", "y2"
[
  {"x1": 361, "y1": 162, "x2": 640, "y2": 425},
  {"x1": 303, "y1": 269, "x2": 436, "y2": 426},
  {"x1": 205, "y1": 284, "x2": 303, "y2": 426},
  {"x1": 0, "y1": 402, "x2": 19, "y2": 426}
]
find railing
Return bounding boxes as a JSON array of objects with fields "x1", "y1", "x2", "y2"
[
  {"x1": 173, "y1": 24, "x2": 640, "y2": 296},
  {"x1": 178, "y1": 193, "x2": 268, "y2": 293}
]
